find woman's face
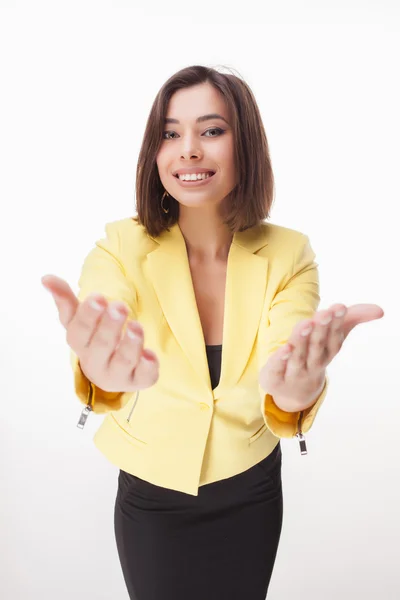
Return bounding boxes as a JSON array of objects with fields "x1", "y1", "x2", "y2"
[{"x1": 156, "y1": 82, "x2": 237, "y2": 210}]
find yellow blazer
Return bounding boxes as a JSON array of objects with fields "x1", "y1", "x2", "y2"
[{"x1": 72, "y1": 217, "x2": 329, "y2": 496}]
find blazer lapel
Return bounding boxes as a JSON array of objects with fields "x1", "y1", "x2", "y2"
[{"x1": 146, "y1": 222, "x2": 269, "y2": 397}]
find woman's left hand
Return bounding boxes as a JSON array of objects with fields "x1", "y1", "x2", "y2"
[{"x1": 259, "y1": 303, "x2": 385, "y2": 412}]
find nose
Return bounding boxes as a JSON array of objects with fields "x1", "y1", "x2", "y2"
[
  {"x1": 181, "y1": 149, "x2": 202, "y2": 160},
  {"x1": 179, "y1": 134, "x2": 203, "y2": 161}
]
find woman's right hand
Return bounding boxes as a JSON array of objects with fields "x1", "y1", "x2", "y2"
[{"x1": 41, "y1": 275, "x2": 160, "y2": 393}]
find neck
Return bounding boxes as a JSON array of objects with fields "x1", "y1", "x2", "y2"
[{"x1": 178, "y1": 206, "x2": 233, "y2": 263}]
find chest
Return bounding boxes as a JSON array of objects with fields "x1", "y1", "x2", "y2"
[{"x1": 188, "y1": 260, "x2": 227, "y2": 346}]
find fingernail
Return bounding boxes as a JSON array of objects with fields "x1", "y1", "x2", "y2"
[
  {"x1": 89, "y1": 299, "x2": 103, "y2": 311},
  {"x1": 301, "y1": 326, "x2": 313, "y2": 336},
  {"x1": 127, "y1": 322, "x2": 142, "y2": 337},
  {"x1": 321, "y1": 314, "x2": 333, "y2": 325},
  {"x1": 127, "y1": 329, "x2": 139, "y2": 340},
  {"x1": 335, "y1": 309, "x2": 346, "y2": 318},
  {"x1": 108, "y1": 306, "x2": 123, "y2": 320}
]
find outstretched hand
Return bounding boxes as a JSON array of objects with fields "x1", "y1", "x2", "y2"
[
  {"x1": 41, "y1": 274, "x2": 159, "y2": 393},
  {"x1": 259, "y1": 303, "x2": 384, "y2": 412}
]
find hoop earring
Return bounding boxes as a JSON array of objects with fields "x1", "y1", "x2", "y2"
[{"x1": 161, "y1": 190, "x2": 170, "y2": 214}]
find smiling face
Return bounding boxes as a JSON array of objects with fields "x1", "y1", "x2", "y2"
[{"x1": 156, "y1": 82, "x2": 237, "y2": 210}]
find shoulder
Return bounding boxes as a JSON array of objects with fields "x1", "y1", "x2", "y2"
[
  {"x1": 102, "y1": 216, "x2": 155, "y2": 257},
  {"x1": 257, "y1": 221, "x2": 309, "y2": 256},
  {"x1": 253, "y1": 222, "x2": 318, "y2": 287}
]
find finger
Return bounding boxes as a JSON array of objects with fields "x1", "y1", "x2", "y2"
[
  {"x1": 84, "y1": 301, "x2": 129, "y2": 368},
  {"x1": 327, "y1": 305, "x2": 347, "y2": 355},
  {"x1": 306, "y1": 309, "x2": 333, "y2": 369},
  {"x1": 260, "y1": 344, "x2": 291, "y2": 389},
  {"x1": 129, "y1": 349, "x2": 160, "y2": 390},
  {"x1": 66, "y1": 293, "x2": 108, "y2": 354},
  {"x1": 42, "y1": 274, "x2": 79, "y2": 328},
  {"x1": 343, "y1": 303, "x2": 383, "y2": 337},
  {"x1": 108, "y1": 321, "x2": 144, "y2": 377},
  {"x1": 285, "y1": 320, "x2": 313, "y2": 378}
]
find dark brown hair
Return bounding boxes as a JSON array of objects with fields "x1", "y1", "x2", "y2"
[{"x1": 133, "y1": 65, "x2": 275, "y2": 238}]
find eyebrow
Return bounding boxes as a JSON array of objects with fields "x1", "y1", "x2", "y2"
[{"x1": 164, "y1": 113, "x2": 229, "y2": 125}]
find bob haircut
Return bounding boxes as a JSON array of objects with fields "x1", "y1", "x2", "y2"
[{"x1": 133, "y1": 65, "x2": 275, "y2": 238}]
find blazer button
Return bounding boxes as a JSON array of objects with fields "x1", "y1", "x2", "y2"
[{"x1": 199, "y1": 403, "x2": 210, "y2": 411}]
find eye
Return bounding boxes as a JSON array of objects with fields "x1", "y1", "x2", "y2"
[
  {"x1": 203, "y1": 127, "x2": 225, "y2": 137},
  {"x1": 162, "y1": 131, "x2": 178, "y2": 140}
]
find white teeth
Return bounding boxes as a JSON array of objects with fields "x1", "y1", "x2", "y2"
[{"x1": 177, "y1": 172, "x2": 213, "y2": 181}]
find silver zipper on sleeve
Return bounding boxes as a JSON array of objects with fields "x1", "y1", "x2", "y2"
[
  {"x1": 127, "y1": 390, "x2": 140, "y2": 423},
  {"x1": 77, "y1": 383, "x2": 94, "y2": 429},
  {"x1": 295, "y1": 410, "x2": 307, "y2": 455},
  {"x1": 77, "y1": 405, "x2": 92, "y2": 429}
]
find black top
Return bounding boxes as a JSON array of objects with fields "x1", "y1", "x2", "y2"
[{"x1": 205, "y1": 344, "x2": 222, "y2": 390}]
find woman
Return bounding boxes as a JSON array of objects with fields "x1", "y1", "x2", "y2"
[{"x1": 42, "y1": 65, "x2": 383, "y2": 600}]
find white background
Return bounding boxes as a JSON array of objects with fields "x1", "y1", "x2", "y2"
[{"x1": 1, "y1": 1, "x2": 399, "y2": 598}]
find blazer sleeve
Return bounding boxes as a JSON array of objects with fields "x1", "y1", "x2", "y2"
[
  {"x1": 71, "y1": 221, "x2": 138, "y2": 414},
  {"x1": 258, "y1": 234, "x2": 329, "y2": 438}
]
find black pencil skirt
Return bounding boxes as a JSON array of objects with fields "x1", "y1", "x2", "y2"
[{"x1": 114, "y1": 442, "x2": 283, "y2": 600}]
